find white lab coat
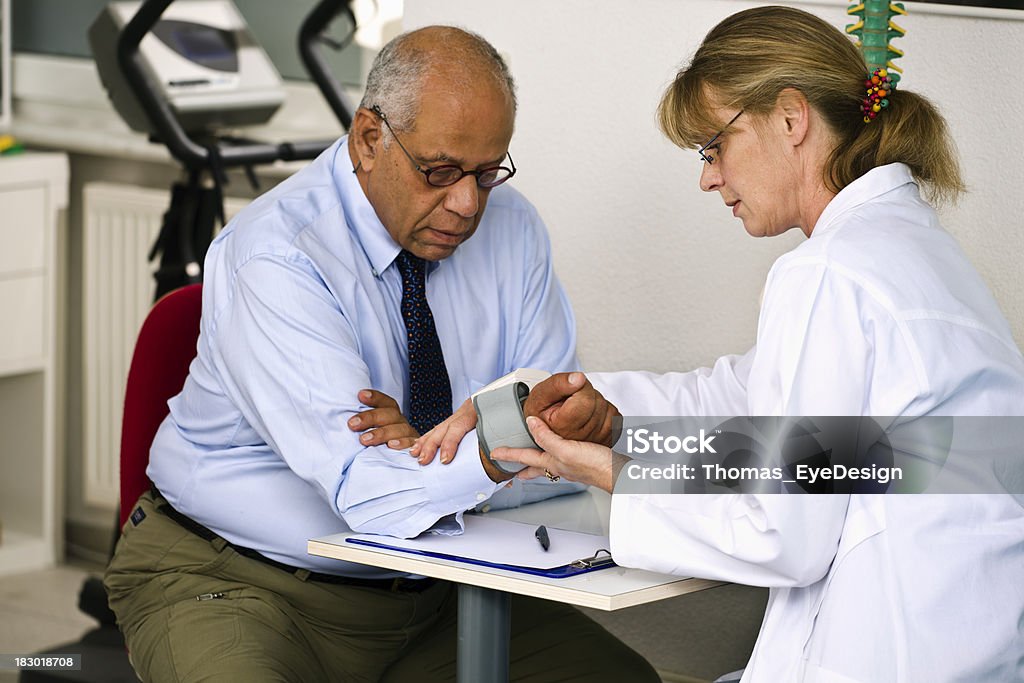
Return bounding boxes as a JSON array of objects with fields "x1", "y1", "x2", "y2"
[{"x1": 590, "y1": 164, "x2": 1024, "y2": 682}]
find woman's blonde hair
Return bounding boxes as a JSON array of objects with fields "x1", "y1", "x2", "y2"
[{"x1": 658, "y1": 6, "x2": 964, "y2": 204}]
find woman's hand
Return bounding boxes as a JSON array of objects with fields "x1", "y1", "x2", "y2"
[
  {"x1": 409, "y1": 398, "x2": 478, "y2": 465},
  {"x1": 492, "y1": 416, "x2": 630, "y2": 493},
  {"x1": 347, "y1": 390, "x2": 419, "y2": 450}
]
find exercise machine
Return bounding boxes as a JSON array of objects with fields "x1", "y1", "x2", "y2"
[{"x1": 89, "y1": 0, "x2": 357, "y2": 299}]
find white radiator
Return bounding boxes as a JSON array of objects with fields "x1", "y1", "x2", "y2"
[{"x1": 81, "y1": 182, "x2": 248, "y2": 508}]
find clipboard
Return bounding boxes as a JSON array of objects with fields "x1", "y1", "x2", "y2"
[{"x1": 345, "y1": 515, "x2": 617, "y2": 579}]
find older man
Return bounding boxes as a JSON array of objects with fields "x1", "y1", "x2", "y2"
[{"x1": 104, "y1": 26, "x2": 657, "y2": 683}]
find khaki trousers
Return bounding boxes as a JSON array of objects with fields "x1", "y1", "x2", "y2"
[{"x1": 105, "y1": 491, "x2": 659, "y2": 683}]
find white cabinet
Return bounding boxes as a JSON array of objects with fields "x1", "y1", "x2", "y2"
[{"x1": 0, "y1": 152, "x2": 68, "y2": 576}]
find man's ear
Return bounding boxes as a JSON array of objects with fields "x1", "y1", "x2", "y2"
[
  {"x1": 350, "y1": 107, "x2": 383, "y2": 172},
  {"x1": 776, "y1": 87, "x2": 810, "y2": 147}
]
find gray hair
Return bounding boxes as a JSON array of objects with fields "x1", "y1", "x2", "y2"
[{"x1": 358, "y1": 26, "x2": 517, "y2": 137}]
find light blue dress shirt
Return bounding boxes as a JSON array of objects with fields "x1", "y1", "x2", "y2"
[{"x1": 147, "y1": 137, "x2": 582, "y2": 575}]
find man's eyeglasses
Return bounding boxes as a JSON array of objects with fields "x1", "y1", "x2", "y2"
[
  {"x1": 698, "y1": 110, "x2": 743, "y2": 165},
  {"x1": 371, "y1": 105, "x2": 516, "y2": 189}
]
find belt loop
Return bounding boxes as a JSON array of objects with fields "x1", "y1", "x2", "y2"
[
  {"x1": 294, "y1": 568, "x2": 312, "y2": 582},
  {"x1": 390, "y1": 578, "x2": 402, "y2": 592},
  {"x1": 210, "y1": 537, "x2": 228, "y2": 552}
]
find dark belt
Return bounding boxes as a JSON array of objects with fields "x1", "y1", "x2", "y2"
[{"x1": 150, "y1": 487, "x2": 437, "y2": 593}]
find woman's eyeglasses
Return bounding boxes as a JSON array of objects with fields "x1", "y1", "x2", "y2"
[{"x1": 698, "y1": 110, "x2": 744, "y2": 165}]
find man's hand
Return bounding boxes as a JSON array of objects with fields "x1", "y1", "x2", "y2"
[
  {"x1": 410, "y1": 399, "x2": 477, "y2": 465},
  {"x1": 347, "y1": 390, "x2": 419, "y2": 450},
  {"x1": 492, "y1": 416, "x2": 630, "y2": 493},
  {"x1": 523, "y1": 372, "x2": 621, "y2": 447},
  {"x1": 408, "y1": 399, "x2": 514, "y2": 484}
]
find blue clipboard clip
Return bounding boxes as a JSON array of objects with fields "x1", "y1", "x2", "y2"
[{"x1": 570, "y1": 548, "x2": 614, "y2": 569}]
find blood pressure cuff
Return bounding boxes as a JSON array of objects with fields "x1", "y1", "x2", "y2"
[{"x1": 472, "y1": 381, "x2": 538, "y2": 475}]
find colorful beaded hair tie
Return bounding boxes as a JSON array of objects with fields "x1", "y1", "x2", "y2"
[{"x1": 861, "y1": 68, "x2": 896, "y2": 123}]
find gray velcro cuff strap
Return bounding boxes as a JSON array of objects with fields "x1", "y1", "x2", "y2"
[{"x1": 473, "y1": 381, "x2": 537, "y2": 475}]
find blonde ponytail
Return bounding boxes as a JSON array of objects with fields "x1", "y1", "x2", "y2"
[{"x1": 658, "y1": 6, "x2": 965, "y2": 204}]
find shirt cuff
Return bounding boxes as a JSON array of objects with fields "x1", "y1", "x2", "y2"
[
  {"x1": 475, "y1": 478, "x2": 587, "y2": 512},
  {"x1": 420, "y1": 430, "x2": 504, "y2": 525}
]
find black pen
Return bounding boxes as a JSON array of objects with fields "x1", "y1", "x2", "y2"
[{"x1": 535, "y1": 525, "x2": 550, "y2": 551}]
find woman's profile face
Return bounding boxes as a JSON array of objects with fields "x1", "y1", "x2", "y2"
[{"x1": 697, "y1": 105, "x2": 805, "y2": 238}]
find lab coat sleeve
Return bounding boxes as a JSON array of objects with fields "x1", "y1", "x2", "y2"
[
  {"x1": 589, "y1": 349, "x2": 755, "y2": 417},
  {"x1": 610, "y1": 493, "x2": 850, "y2": 587},
  {"x1": 608, "y1": 260, "x2": 895, "y2": 586}
]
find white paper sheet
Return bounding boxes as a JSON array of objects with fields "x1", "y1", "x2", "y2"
[{"x1": 348, "y1": 514, "x2": 609, "y2": 571}]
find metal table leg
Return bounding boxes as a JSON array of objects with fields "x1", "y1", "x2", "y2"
[{"x1": 457, "y1": 584, "x2": 511, "y2": 683}]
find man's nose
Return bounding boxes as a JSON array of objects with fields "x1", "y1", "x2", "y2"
[
  {"x1": 444, "y1": 175, "x2": 480, "y2": 218},
  {"x1": 699, "y1": 162, "x2": 722, "y2": 193}
]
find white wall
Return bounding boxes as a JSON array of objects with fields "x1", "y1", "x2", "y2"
[{"x1": 404, "y1": 0, "x2": 1024, "y2": 374}]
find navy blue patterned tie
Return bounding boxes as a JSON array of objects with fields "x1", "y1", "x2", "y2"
[{"x1": 396, "y1": 250, "x2": 453, "y2": 435}]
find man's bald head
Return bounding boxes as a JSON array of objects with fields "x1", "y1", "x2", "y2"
[{"x1": 358, "y1": 26, "x2": 516, "y2": 135}]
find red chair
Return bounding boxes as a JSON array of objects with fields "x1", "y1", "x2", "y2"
[
  {"x1": 21, "y1": 285, "x2": 203, "y2": 683},
  {"x1": 119, "y1": 283, "x2": 203, "y2": 526}
]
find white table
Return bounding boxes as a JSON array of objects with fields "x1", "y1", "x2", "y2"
[{"x1": 308, "y1": 489, "x2": 722, "y2": 682}]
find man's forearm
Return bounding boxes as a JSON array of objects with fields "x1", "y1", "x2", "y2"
[
  {"x1": 337, "y1": 438, "x2": 502, "y2": 537},
  {"x1": 479, "y1": 445, "x2": 516, "y2": 483}
]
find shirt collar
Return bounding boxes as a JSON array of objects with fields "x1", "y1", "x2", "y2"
[
  {"x1": 811, "y1": 163, "x2": 916, "y2": 238},
  {"x1": 335, "y1": 135, "x2": 403, "y2": 277}
]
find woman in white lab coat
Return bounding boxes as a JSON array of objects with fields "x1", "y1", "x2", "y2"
[{"x1": 479, "y1": 6, "x2": 1024, "y2": 683}]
